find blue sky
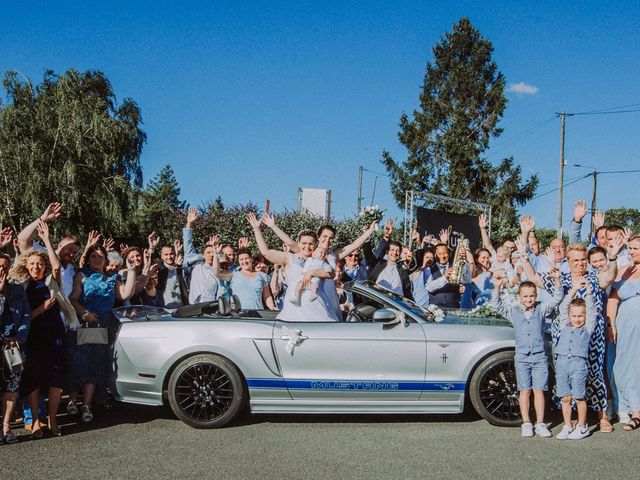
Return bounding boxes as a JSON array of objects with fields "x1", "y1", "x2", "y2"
[{"x1": 2, "y1": 1, "x2": 639, "y2": 232}]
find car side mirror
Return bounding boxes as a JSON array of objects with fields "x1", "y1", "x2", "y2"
[{"x1": 373, "y1": 308, "x2": 400, "y2": 325}]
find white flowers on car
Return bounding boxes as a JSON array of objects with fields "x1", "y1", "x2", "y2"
[{"x1": 427, "y1": 304, "x2": 446, "y2": 322}]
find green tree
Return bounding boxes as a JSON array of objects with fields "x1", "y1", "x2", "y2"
[
  {"x1": 605, "y1": 207, "x2": 640, "y2": 232},
  {"x1": 135, "y1": 165, "x2": 186, "y2": 240},
  {"x1": 382, "y1": 18, "x2": 538, "y2": 243},
  {"x1": 0, "y1": 69, "x2": 145, "y2": 238}
]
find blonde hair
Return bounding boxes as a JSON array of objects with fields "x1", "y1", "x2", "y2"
[
  {"x1": 628, "y1": 234, "x2": 640, "y2": 243},
  {"x1": 566, "y1": 243, "x2": 587, "y2": 256},
  {"x1": 9, "y1": 248, "x2": 51, "y2": 283}
]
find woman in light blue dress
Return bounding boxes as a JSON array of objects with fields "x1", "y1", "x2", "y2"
[
  {"x1": 607, "y1": 235, "x2": 640, "y2": 430},
  {"x1": 214, "y1": 247, "x2": 274, "y2": 310}
]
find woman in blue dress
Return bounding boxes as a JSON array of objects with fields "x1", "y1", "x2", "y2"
[
  {"x1": 69, "y1": 244, "x2": 137, "y2": 422},
  {"x1": 213, "y1": 243, "x2": 275, "y2": 310},
  {"x1": 607, "y1": 235, "x2": 640, "y2": 430}
]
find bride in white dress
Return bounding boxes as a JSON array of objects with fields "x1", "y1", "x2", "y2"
[{"x1": 247, "y1": 213, "x2": 338, "y2": 322}]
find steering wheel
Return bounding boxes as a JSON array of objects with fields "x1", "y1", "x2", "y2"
[{"x1": 345, "y1": 304, "x2": 377, "y2": 323}]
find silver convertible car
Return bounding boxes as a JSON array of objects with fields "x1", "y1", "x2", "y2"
[{"x1": 111, "y1": 281, "x2": 520, "y2": 429}]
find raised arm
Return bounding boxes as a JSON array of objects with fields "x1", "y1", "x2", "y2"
[
  {"x1": 540, "y1": 269, "x2": 563, "y2": 316},
  {"x1": 261, "y1": 213, "x2": 298, "y2": 253},
  {"x1": 116, "y1": 256, "x2": 138, "y2": 301},
  {"x1": 490, "y1": 274, "x2": 510, "y2": 320},
  {"x1": 598, "y1": 235, "x2": 622, "y2": 289},
  {"x1": 78, "y1": 230, "x2": 101, "y2": 269},
  {"x1": 569, "y1": 200, "x2": 587, "y2": 244},
  {"x1": 248, "y1": 213, "x2": 289, "y2": 266},
  {"x1": 17, "y1": 202, "x2": 62, "y2": 252},
  {"x1": 36, "y1": 220, "x2": 61, "y2": 284},
  {"x1": 515, "y1": 238, "x2": 543, "y2": 288},
  {"x1": 479, "y1": 213, "x2": 495, "y2": 255},
  {"x1": 210, "y1": 235, "x2": 233, "y2": 282},
  {"x1": 335, "y1": 221, "x2": 378, "y2": 260}
]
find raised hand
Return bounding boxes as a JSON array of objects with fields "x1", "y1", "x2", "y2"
[
  {"x1": 438, "y1": 229, "x2": 449, "y2": 245},
  {"x1": 36, "y1": 220, "x2": 51, "y2": 243},
  {"x1": 479, "y1": 213, "x2": 488, "y2": 229},
  {"x1": 0, "y1": 227, "x2": 13, "y2": 249},
  {"x1": 142, "y1": 248, "x2": 152, "y2": 273},
  {"x1": 149, "y1": 263, "x2": 161, "y2": 276},
  {"x1": 543, "y1": 246, "x2": 556, "y2": 266},
  {"x1": 186, "y1": 207, "x2": 198, "y2": 228},
  {"x1": 103, "y1": 236, "x2": 115, "y2": 252},
  {"x1": 86, "y1": 230, "x2": 101, "y2": 248},
  {"x1": 40, "y1": 202, "x2": 62, "y2": 223},
  {"x1": 238, "y1": 237, "x2": 250, "y2": 249},
  {"x1": 383, "y1": 219, "x2": 393, "y2": 239},
  {"x1": 365, "y1": 221, "x2": 378, "y2": 234},
  {"x1": 514, "y1": 238, "x2": 528, "y2": 256},
  {"x1": 607, "y1": 234, "x2": 624, "y2": 258},
  {"x1": 622, "y1": 227, "x2": 632, "y2": 246},
  {"x1": 573, "y1": 200, "x2": 588, "y2": 223},
  {"x1": 247, "y1": 212, "x2": 261, "y2": 229},
  {"x1": 173, "y1": 239, "x2": 183, "y2": 254},
  {"x1": 519, "y1": 215, "x2": 535, "y2": 235},
  {"x1": 261, "y1": 212, "x2": 276, "y2": 228},
  {"x1": 148, "y1": 231, "x2": 160, "y2": 251},
  {"x1": 119, "y1": 243, "x2": 130, "y2": 255},
  {"x1": 592, "y1": 210, "x2": 605, "y2": 229},
  {"x1": 209, "y1": 235, "x2": 222, "y2": 253},
  {"x1": 0, "y1": 267, "x2": 7, "y2": 293},
  {"x1": 12, "y1": 237, "x2": 20, "y2": 255}
]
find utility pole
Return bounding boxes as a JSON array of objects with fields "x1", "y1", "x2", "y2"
[
  {"x1": 589, "y1": 171, "x2": 598, "y2": 237},
  {"x1": 556, "y1": 112, "x2": 573, "y2": 238},
  {"x1": 357, "y1": 165, "x2": 363, "y2": 212}
]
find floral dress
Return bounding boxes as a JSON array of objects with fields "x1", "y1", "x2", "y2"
[{"x1": 542, "y1": 270, "x2": 607, "y2": 411}]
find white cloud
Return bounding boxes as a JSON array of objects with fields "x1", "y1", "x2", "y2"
[{"x1": 508, "y1": 82, "x2": 539, "y2": 95}]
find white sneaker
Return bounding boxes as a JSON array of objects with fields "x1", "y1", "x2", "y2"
[
  {"x1": 521, "y1": 422, "x2": 534, "y2": 437},
  {"x1": 81, "y1": 405, "x2": 93, "y2": 423},
  {"x1": 66, "y1": 401, "x2": 78, "y2": 416},
  {"x1": 307, "y1": 293, "x2": 318, "y2": 302},
  {"x1": 534, "y1": 423, "x2": 553, "y2": 438},
  {"x1": 556, "y1": 425, "x2": 574, "y2": 440},
  {"x1": 288, "y1": 298, "x2": 301, "y2": 306},
  {"x1": 568, "y1": 424, "x2": 590, "y2": 440}
]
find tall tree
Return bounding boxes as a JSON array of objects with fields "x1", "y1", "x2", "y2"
[
  {"x1": 383, "y1": 18, "x2": 538, "y2": 240},
  {"x1": 0, "y1": 69, "x2": 145, "y2": 237},
  {"x1": 135, "y1": 165, "x2": 186, "y2": 238}
]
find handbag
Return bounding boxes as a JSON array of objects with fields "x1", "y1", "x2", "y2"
[
  {"x1": 3, "y1": 346, "x2": 23, "y2": 374},
  {"x1": 76, "y1": 325, "x2": 108, "y2": 345}
]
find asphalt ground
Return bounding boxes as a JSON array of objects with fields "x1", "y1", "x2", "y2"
[{"x1": 1, "y1": 404, "x2": 638, "y2": 480}]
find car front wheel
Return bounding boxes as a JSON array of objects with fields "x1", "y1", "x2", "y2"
[
  {"x1": 167, "y1": 354, "x2": 246, "y2": 428},
  {"x1": 469, "y1": 350, "x2": 521, "y2": 427}
]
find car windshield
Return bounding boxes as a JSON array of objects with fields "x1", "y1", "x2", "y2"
[{"x1": 112, "y1": 305, "x2": 169, "y2": 322}]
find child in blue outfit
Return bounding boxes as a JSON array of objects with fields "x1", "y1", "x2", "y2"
[
  {"x1": 554, "y1": 278, "x2": 596, "y2": 440},
  {"x1": 492, "y1": 271, "x2": 562, "y2": 438}
]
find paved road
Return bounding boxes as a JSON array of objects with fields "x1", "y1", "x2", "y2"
[{"x1": 1, "y1": 405, "x2": 639, "y2": 479}]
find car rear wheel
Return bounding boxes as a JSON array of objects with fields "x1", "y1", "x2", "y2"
[
  {"x1": 469, "y1": 350, "x2": 521, "y2": 427},
  {"x1": 167, "y1": 354, "x2": 246, "y2": 428}
]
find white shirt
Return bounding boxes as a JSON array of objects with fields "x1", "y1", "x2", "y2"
[
  {"x1": 377, "y1": 264, "x2": 402, "y2": 295},
  {"x1": 162, "y1": 267, "x2": 183, "y2": 308},
  {"x1": 188, "y1": 263, "x2": 219, "y2": 304}
]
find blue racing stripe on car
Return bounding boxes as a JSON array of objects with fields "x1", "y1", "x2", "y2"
[{"x1": 247, "y1": 378, "x2": 465, "y2": 392}]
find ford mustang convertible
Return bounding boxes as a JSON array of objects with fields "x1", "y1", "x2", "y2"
[{"x1": 111, "y1": 281, "x2": 521, "y2": 428}]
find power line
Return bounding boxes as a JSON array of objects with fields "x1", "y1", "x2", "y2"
[
  {"x1": 573, "y1": 102, "x2": 640, "y2": 115},
  {"x1": 530, "y1": 174, "x2": 591, "y2": 201},
  {"x1": 573, "y1": 109, "x2": 640, "y2": 116}
]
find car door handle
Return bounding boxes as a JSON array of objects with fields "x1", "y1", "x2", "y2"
[{"x1": 281, "y1": 334, "x2": 309, "y2": 340}]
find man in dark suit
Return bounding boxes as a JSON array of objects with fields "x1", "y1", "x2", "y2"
[
  {"x1": 426, "y1": 243, "x2": 462, "y2": 307},
  {"x1": 365, "y1": 238, "x2": 413, "y2": 299},
  {"x1": 156, "y1": 244, "x2": 189, "y2": 308}
]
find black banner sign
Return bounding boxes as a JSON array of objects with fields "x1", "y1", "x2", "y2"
[{"x1": 415, "y1": 206, "x2": 482, "y2": 251}]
